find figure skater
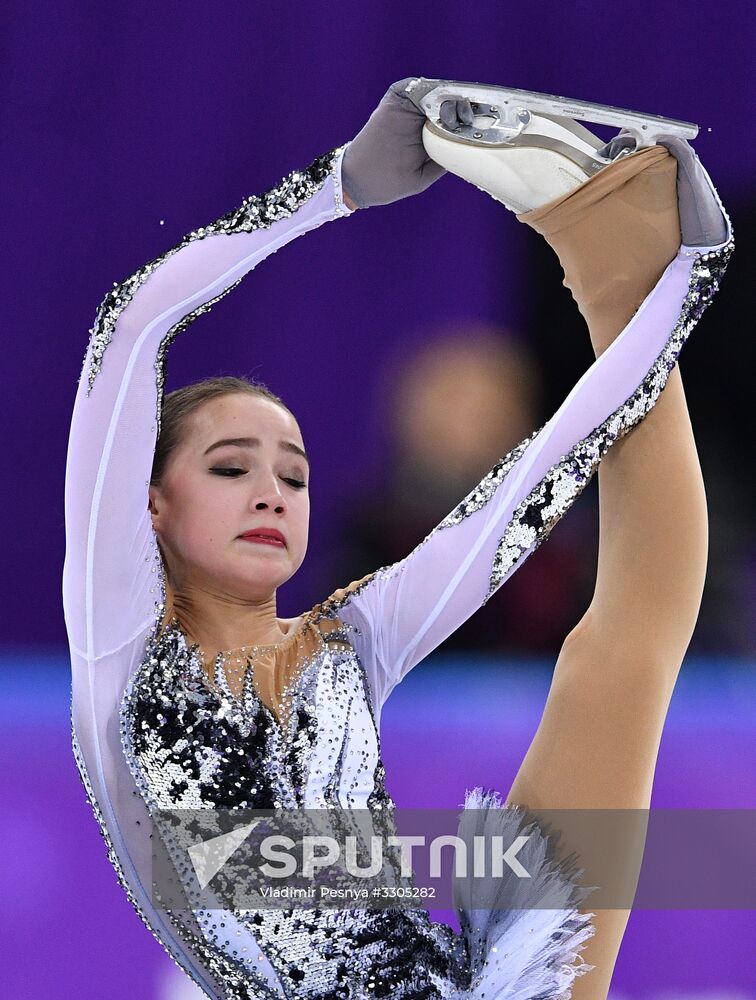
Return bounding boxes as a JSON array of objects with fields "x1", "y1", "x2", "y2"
[{"x1": 63, "y1": 76, "x2": 732, "y2": 999}]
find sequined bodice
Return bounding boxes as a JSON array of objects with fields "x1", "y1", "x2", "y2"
[
  {"x1": 121, "y1": 613, "x2": 395, "y2": 812},
  {"x1": 119, "y1": 612, "x2": 469, "y2": 998}
]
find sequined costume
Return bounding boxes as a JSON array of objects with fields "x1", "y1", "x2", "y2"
[{"x1": 63, "y1": 142, "x2": 733, "y2": 998}]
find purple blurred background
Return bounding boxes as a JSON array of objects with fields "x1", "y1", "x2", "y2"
[{"x1": 2, "y1": 1, "x2": 754, "y2": 996}]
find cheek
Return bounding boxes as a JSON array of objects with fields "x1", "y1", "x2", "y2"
[
  {"x1": 292, "y1": 495, "x2": 311, "y2": 547},
  {"x1": 165, "y1": 478, "x2": 232, "y2": 555}
]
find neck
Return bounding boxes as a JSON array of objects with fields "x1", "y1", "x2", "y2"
[{"x1": 162, "y1": 581, "x2": 290, "y2": 655}]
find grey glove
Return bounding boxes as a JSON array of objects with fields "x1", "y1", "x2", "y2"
[
  {"x1": 341, "y1": 77, "x2": 474, "y2": 209},
  {"x1": 657, "y1": 134, "x2": 729, "y2": 247},
  {"x1": 598, "y1": 131, "x2": 729, "y2": 247}
]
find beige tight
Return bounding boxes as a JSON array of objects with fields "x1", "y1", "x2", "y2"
[
  {"x1": 518, "y1": 145, "x2": 681, "y2": 353},
  {"x1": 505, "y1": 148, "x2": 707, "y2": 998}
]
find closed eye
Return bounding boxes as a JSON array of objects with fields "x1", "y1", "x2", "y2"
[{"x1": 210, "y1": 468, "x2": 307, "y2": 489}]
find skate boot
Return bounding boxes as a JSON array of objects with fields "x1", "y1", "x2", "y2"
[{"x1": 405, "y1": 78, "x2": 699, "y2": 213}]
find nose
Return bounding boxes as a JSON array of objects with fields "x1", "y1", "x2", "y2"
[{"x1": 249, "y1": 471, "x2": 287, "y2": 514}]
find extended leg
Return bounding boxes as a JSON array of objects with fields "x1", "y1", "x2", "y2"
[{"x1": 504, "y1": 148, "x2": 708, "y2": 998}]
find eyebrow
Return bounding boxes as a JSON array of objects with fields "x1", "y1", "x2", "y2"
[{"x1": 202, "y1": 437, "x2": 309, "y2": 465}]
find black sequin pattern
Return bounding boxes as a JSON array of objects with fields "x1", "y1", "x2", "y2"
[
  {"x1": 479, "y1": 242, "x2": 734, "y2": 599},
  {"x1": 72, "y1": 707, "x2": 278, "y2": 999},
  {"x1": 119, "y1": 616, "x2": 470, "y2": 998}
]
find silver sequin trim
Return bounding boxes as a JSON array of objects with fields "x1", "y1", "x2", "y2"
[
  {"x1": 438, "y1": 431, "x2": 541, "y2": 528},
  {"x1": 480, "y1": 242, "x2": 734, "y2": 599}
]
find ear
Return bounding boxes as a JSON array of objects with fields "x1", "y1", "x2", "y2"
[{"x1": 148, "y1": 485, "x2": 162, "y2": 526}]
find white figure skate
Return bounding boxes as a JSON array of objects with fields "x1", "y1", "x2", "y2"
[{"x1": 405, "y1": 78, "x2": 699, "y2": 213}]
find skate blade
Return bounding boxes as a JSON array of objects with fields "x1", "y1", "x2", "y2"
[{"x1": 404, "y1": 78, "x2": 699, "y2": 148}]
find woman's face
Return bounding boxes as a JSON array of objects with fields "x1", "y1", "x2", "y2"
[{"x1": 148, "y1": 393, "x2": 310, "y2": 602}]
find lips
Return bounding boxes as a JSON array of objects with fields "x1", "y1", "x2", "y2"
[{"x1": 239, "y1": 528, "x2": 286, "y2": 547}]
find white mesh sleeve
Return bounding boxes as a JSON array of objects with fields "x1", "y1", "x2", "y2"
[
  {"x1": 334, "y1": 232, "x2": 733, "y2": 711},
  {"x1": 63, "y1": 146, "x2": 353, "y2": 668}
]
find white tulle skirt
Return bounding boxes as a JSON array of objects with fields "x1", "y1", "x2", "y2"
[{"x1": 450, "y1": 787, "x2": 596, "y2": 999}]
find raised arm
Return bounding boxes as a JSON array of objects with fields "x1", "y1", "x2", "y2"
[
  {"x1": 62, "y1": 146, "x2": 353, "y2": 666},
  {"x1": 328, "y1": 143, "x2": 733, "y2": 711}
]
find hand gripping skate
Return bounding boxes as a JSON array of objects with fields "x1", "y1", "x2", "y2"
[{"x1": 405, "y1": 78, "x2": 699, "y2": 213}]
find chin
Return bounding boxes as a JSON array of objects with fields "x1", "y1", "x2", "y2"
[{"x1": 235, "y1": 562, "x2": 297, "y2": 595}]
